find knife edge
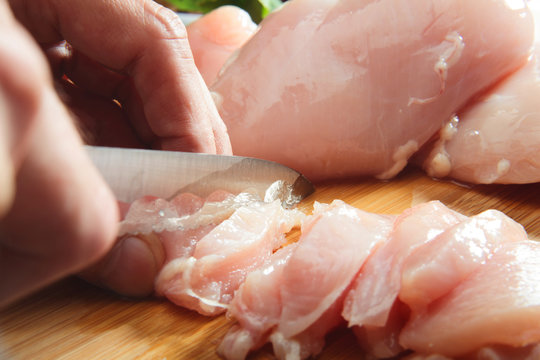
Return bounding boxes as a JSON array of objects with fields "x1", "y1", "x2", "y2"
[{"x1": 86, "y1": 146, "x2": 314, "y2": 207}]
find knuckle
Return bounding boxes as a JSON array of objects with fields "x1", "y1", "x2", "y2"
[{"x1": 147, "y1": 2, "x2": 188, "y2": 41}]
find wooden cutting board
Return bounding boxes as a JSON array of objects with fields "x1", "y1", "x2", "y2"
[{"x1": 1, "y1": 167, "x2": 538, "y2": 360}]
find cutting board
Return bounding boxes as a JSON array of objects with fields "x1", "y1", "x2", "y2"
[{"x1": 1, "y1": 167, "x2": 538, "y2": 360}]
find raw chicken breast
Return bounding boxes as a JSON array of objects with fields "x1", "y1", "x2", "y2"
[
  {"x1": 116, "y1": 193, "x2": 208, "y2": 271},
  {"x1": 211, "y1": 0, "x2": 534, "y2": 181},
  {"x1": 118, "y1": 190, "x2": 243, "y2": 238},
  {"x1": 119, "y1": 191, "x2": 257, "y2": 263},
  {"x1": 399, "y1": 209, "x2": 528, "y2": 311},
  {"x1": 187, "y1": 6, "x2": 256, "y2": 86},
  {"x1": 120, "y1": 190, "x2": 302, "y2": 316},
  {"x1": 218, "y1": 244, "x2": 297, "y2": 360},
  {"x1": 342, "y1": 201, "x2": 465, "y2": 328},
  {"x1": 404, "y1": 343, "x2": 540, "y2": 360},
  {"x1": 218, "y1": 200, "x2": 393, "y2": 360},
  {"x1": 155, "y1": 199, "x2": 303, "y2": 316},
  {"x1": 352, "y1": 300, "x2": 411, "y2": 359},
  {"x1": 400, "y1": 241, "x2": 540, "y2": 358},
  {"x1": 158, "y1": 191, "x2": 238, "y2": 261},
  {"x1": 118, "y1": 194, "x2": 201, "y2": 237},
  {"x1": 418, "y1": 1, "x2": 540, "y2": 184}
]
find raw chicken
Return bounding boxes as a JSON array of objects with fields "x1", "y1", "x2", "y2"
[
  {"x1": 342, "y1": 201, "x2": 465, "y2": 358},
  {"x1": 116, "y1": 193, "x2": 208, "y2": 273},
  {"x1": 157, "y1": 191, "x2": 241, "y2": 262},
  {"x1": 119, "y1": 188, "x2": 540, "y2": 359},
  {"x1": 118, "y1": 190, "x2": 240, "y2": 238},
  {"x1": 342, "y1": 203, "x2": 537, "y2": 359},
  {"x1": 187, "y1": 6, "x2": 256, "y2": 86},
  {"x1": 119, "y1": 191, "x2": 256, "y2": 263},
  {"x1": 218, "y1": 243, "x2": 297, "y2": 360},
  {"x1": 211, "y1": 0, "x2": 534, "y2": 181},
  {"x1": 400, "y1": 241, "x2": 540, "y2": 358},
  {"x1": 342, "y1": 201, "x2": 465, "y2": 328},
  {"x1": 352, "y1": 300, "x2": 411, "y2": 359},
  {"x1": 155, "y1": 199, "x2": 303, "y2": 316},
  {"x1": 399, "y1": 209, "x2": 528, "y2": 311},
  {"x1": 119, "y1": 190, "x2": 302, "y2": 315},
  {"x1": 418, "y1": 1, "x2": 540, "y2": 184},
  {"x1": 218, "y1": 200, "x2": 393, "y2": 360},
  {"x1": 404, "y1": 343, "x2": 540, "y2": 360}
]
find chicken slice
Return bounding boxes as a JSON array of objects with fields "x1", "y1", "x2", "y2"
[
  {"x1": 218, "y1": 200, "x2": 393, "y2": 360},
  {"x1": 400, "y1": 241, "x2": 540, "y2": 358},
  {"x1": 342, "y1": 201, "x2": 465, "y2": 328},
  {"x1": 404, "y1": 343, "x2": 540, "y2": 360},
  {"x1": 399, "y1": 209, "x2": 528, "y2": 311},
  {"x1": 218, "y1": 244, "x2": 297, "y2": 360},
  {"x1": 155, "y1": 199, "x2": 303, "y2": 316}
]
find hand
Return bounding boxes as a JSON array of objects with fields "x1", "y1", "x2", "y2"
[{"x1": 0, "y1": 0, "x2": 231, "y2": 307}]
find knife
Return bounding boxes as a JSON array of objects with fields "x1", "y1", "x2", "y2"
[{"x1": 86, "y1": 146, "x2": 314, "y2": 208}]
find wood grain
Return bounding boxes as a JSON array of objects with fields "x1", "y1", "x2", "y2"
[{"x1": 0, "y1": 168, "x2": 538, "y2": 360}]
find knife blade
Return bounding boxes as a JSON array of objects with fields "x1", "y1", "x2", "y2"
[{"x1": 86, "y1": 146, "x2": 314, "y2": 208}]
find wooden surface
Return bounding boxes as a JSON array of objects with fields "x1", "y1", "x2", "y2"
[{"x1": 1, "y1": 167, "x2": 539, "y2": 360}]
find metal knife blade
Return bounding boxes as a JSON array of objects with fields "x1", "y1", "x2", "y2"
[{"x1": 86, "y1": 146, "x2": 314, "y2": 208}]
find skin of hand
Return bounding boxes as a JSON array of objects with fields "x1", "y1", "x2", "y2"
[{"x1": 0, "y1": 0, "x2": 232, "y2": 307}]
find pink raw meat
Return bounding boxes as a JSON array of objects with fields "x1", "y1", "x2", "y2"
[
  {"x1": 119, "y1": 191, "x2": 254, "y2": 262},
  {"x1": 404, "y1": 343, "x2": 540, "y2": 360},
  {"x1": 155, "y1": 200, "x2": 304, "y2": 316},
  {"x1": 159, "y1": 191, "x2": 256, "y2": 261},
  {"x1": 400, "y1": 241, "x2": 540, "y2": 358},
  {"x1": 211, "y1": 0, "x2": 534, "y2": 181},
  {"x1": 352, "y1": 300, "x2": 411, "y2": 359},
  {"x1": 218, "y1": 243, "x2": 297, "y2": 360},
  {"x1": 342, "y1": 201, "x2": 465, "y2": 328},
  {"x1": 399, "y1": 209, "x2": 528, "y2": 311},
  {"x1": 218, "y1": 200, "x2": 393, "y2": 360},
  {"x1": 417, "y1": 2, "x2": 540, "y2": 184},
  {"x1": 116, "y1": 193, "x2": 207, "y2": 270},
  {"x1": 119, "y1": 191, "x2": 297, "y2": 316}
]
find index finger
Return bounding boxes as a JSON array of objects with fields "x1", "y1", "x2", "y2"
[{"x1": 9, "y1": 0, "x2": 231, "y2": 154}]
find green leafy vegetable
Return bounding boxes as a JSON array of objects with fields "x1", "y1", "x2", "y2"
[{"x1": 161, "y1": 0, "x2": 283, "y2": 23}]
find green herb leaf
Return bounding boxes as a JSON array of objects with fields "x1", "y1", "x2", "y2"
[
  {"x1": 257, "y1": 0, "x2": 282, "y2": 19},
  {"x1": 161, "y1": 0, "x2": 282, "y2": 23}
]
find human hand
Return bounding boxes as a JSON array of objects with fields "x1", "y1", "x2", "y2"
[{"x1": 0, "y1": 0, "x2": 231, "y2": 306}]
